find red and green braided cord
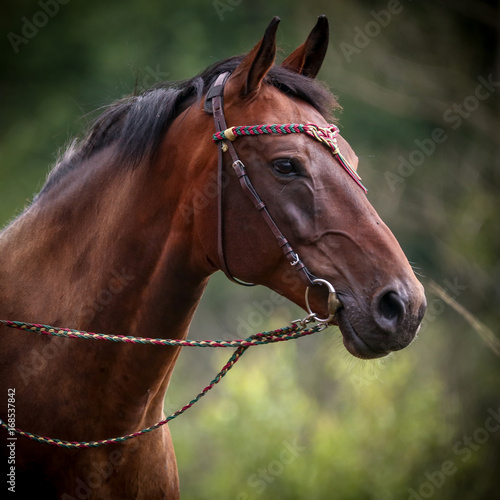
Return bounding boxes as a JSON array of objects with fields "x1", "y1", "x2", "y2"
[
  {"x1": 213, "y1": 123, "x2": 308, "y2": 140},
  {"x1": 212, "y1": 122, "x2": 368, "y2": 193},
  {"x1": 0, "y1": 319, "x2": 324, "y2": 448}
]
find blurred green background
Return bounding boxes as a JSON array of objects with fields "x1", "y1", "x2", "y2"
[{"x1": 1, "y1": 0, "x2": 499, "y2": 499}]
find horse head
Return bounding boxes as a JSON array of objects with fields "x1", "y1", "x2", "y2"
[
  {"x1": 190, "y1": 16, "x2": 426, "y2": 359},
  {"x1": 0, "y1": 15, "x2": 429, "y2": 498}
]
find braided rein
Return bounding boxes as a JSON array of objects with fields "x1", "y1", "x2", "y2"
[
  {"x1": 0, "y1": 318, "x2": 326, "y2": 449},
  {"x1": 0, "y1": 123, "x2": 357, "y2": 449},
  {"x1": 212, "y1": 122, "x2": 367, "y2": 193}
]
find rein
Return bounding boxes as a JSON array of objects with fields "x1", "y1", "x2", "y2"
[
  {"x1": 0, "y1": 74, "x2": 357, "y2": 450},
  {"x1": 0, "y1": 318, "x2": 326, "y2": 449}
]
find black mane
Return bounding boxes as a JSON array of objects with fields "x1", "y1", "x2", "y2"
[{"x1": 40, "y1": 56, "x2": 339, "y2": 195}]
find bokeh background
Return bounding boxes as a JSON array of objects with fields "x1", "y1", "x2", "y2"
[{"x1": 1, "y1": 1, "x2": 499, "y2": 499}]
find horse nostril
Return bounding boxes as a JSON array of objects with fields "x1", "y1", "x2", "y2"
[{"x1": 375, "y1": 291, "x2": 405, "y2": 333}]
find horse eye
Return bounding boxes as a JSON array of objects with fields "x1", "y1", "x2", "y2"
[{"x1": 272, "y1": 159, "x2": 298, "y2": 176}]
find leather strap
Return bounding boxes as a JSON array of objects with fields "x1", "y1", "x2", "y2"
[
  {"x1": 209, "y1": 73, "x2": 254, "y2": 286},
  {"x1": 205, "y1": 72, "x2": 317, "y2": 287},
  {"x1": 231, "y1": 160, "x2": 316, "y2": 285}
]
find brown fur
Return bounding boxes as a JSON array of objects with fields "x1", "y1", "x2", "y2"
[{"x1": 0, "y1": 18, "x2": 425, "y2": 499}]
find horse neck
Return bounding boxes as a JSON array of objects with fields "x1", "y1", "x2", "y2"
[{"x1": 0, "y1": 139, "x2": 213, "y2": 408}]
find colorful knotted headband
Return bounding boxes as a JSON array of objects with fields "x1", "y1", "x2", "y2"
[{"x1": 212, "y1": 123, "x2": 367, "y2": 193}]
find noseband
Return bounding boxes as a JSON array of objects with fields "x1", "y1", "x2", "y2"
[{"x1": 205, "y1": 72, "x2": 366, "y2": 322}]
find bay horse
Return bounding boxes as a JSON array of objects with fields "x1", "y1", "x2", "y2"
[{"x1": 0, "y1": 16, "x2": 426, "y2": 499}]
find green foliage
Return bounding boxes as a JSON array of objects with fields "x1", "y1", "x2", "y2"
[
  {"x1": 169, "y1": 272, "x2": 499, "y2": 499},
  {"x1": 1, "y1": 1, "x2": 499, "y2": 498}
]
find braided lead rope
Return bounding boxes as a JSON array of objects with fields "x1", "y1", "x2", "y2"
[
  {"x1": 0, "y1": 319, "x2": 324, "y2": 448},
  {"x1": 0, "y1": 320, "x2": 315, "y2": 347},
  {"x1": 212, "y1": 122, "x2": 367, "y2": 193}
]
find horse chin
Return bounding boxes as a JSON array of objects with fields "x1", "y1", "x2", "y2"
[{"x1": 334, "y1": 309, "x2": 391, "y2": 360}]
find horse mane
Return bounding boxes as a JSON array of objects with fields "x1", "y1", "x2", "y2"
[{"x1": 39, "y1": 55, "x2": 340, "y2": 195}]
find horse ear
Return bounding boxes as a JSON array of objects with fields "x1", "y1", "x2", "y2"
[
  {"x1": 281, "y1": 15, "x2": 329, "y2": 78},
  {"x1": 226, "y1": 17, "x2": 280, "y2": 98}
]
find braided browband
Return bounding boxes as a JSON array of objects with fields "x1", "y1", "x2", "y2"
[{"x1": 213, "y1": 122, "x2": 367, "y2": 193}]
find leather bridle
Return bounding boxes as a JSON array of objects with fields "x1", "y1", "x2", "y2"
[{"x1": 204, "y1": 71, "x2": 345, "y2": 322}]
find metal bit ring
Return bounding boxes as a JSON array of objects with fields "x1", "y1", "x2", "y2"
[{"x1": 304, "y1": 278, "x2": 342, "y2": 324}]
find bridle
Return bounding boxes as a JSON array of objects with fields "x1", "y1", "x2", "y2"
[
  {"x1": 0, "y1": 73, "x2": 370, "y2": 448},
  {"x1": 205, "y1": 71, "x2": 367, "y2": 322}
]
